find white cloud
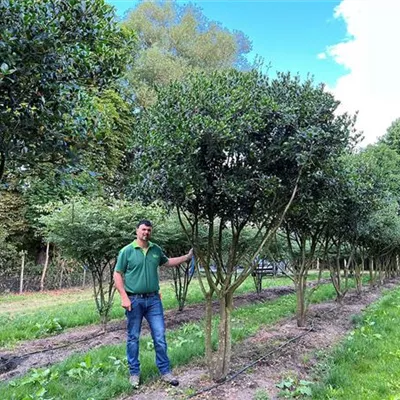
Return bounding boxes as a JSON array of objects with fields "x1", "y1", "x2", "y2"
[
  {"x1": 327, "y1": 0, "x2": 400, "y2": 145},
  {"x1": 317, "y1": 52, "x2": 327, "y2": 60}
]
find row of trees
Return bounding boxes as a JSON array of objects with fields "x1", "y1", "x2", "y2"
[{"x1": 2, "y1": 0, "x2": 400, "y2": 384}]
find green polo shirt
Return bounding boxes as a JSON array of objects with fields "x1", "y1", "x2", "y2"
[{"x1": 115, "y1": 240, "x2": 169, "y2": 294}]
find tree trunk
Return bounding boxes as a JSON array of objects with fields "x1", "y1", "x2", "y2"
[
  {"x1": 355, "y1": 261, "x2": 362, "y2": 295},
  {"x1": 101, "y1": 313, "x2": 107, "y2": 333},
  {"x1": 369, "y1": 258, "x2": 374, "y2": 286},
  {"x1": 329, "y1": 264, "x2": 343, "y2": 304},
  {"x1": 40, "y1": 242, "x2": 50, "y2": 292},
  {"x1": 295, "y1": 274, "x2": 307, "y2": 327},
  {"x1": 59, "y1": 260, "x2": 65, "y2": 289},
  {"x1": 209, "y1": 292, "x2": 233, "y2": 382},
  {"x1": 373, "y1": 258, "x2": 380, "y2": 286},
  {"x1": 19, "y1": 251, "x2": 25, "y2": 294},
  {"x1": 334, "y1": 256, "x2": 344, "y2": 304},
  {"x1": 0, "y1": 150, "x2": 5, "y2": 183},
  {"x1": 344, "y1": 258, "x2": 349, "y2": 289},
  {"x1": 82, "y1": 268, "x2": 87, "y2": 288},
  {"x1": 204, "y1": 293, "x2": 213, "y2": 373},
  {"x1": 316, "y1": 258, "x2": 323, "y2": 281},
  {"x1": 172, "y1": 262, "x2": 193, "y2": 311}
]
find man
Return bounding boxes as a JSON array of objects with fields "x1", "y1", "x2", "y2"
[{"x1": 114, "y1": 219, "x2": 193, "y2": 388}]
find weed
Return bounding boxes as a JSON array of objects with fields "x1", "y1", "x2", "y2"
[
  {"x1": 66, "y1": 355, "x2": 104, "y2": 380},
  {"x1": 254, "y1": 388, "x2": 270, "y2": 400},
  {"x1": 11, "y1": 368, "x2": 59, "y2": 387},
  {"x1": 300, "y1": 353, "x2": 311, "y2": 365},
  {"x1": 276, "y1": 376, "x2": 313, "y2": 398},
  {"x1": 107, "y1": 355, "x2": 127, "y2": 372},
  {"x1": 184, "y1": 387, "x2": 196, "y2": 396},
  {"x1": 34, "y1": 318, "x2": 64, "y2": 337},
  {"x1": 350, "y1": 313, "x2": 362, "y2": 327},
  {"x1": 20, "y1": 387, "x2": 54, "y2": 400},
  {"x1": 9, "y1": 368, "x2": 59, "y2": 400}
]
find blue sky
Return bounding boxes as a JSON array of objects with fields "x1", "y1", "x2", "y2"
[
  {"x1": 108, "y1": 0, "x2": 346, "y2": 86},
  {"x1": 107, "y1": 0, "x2": 400, "y2": 145}
]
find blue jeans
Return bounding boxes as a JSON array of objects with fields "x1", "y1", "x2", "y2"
[{"x1": 126, "y1": 293, "x2": 170, "y2": 376}]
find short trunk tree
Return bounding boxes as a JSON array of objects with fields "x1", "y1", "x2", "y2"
[{"x1": 133, "y1": 69, "x2": 355, "y2": 381}]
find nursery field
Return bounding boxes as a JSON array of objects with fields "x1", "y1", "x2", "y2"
[
  {"x1": 0, "y1": 275, "x2": 296, "y2": 347},
  {"x1": 1, "y1": 275, "x2": 400, "y2": 400},
  {"x1": 3, "y1": 1, "x2": 400, "y2": 400}
]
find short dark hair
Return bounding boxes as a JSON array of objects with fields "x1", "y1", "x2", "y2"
[{"x1": 136, "y1": 219, "x2": 153, "y2": 228}]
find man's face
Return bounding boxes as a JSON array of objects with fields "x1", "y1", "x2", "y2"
[{"x1": 136, "y1": 224, "x2": 152, "y2": 241}]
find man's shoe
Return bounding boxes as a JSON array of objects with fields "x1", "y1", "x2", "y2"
[
  {"x1": 161, "y1": 372, "x2": 179, "y2": 386},
  {"x1": 129, "y1": 375, "x2": 140, "y2": 388}
]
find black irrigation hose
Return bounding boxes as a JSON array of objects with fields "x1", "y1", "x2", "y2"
[
  {"x1": 0, "y1": 329, "x2": 110, "y2": 372},
  {"x1": 186, "y1": 306, "x2": 339, "y2": 399}
]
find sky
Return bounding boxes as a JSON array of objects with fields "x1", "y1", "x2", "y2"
[{"x1": 107, "y1": 0, "x2": 400, "y2": 146}]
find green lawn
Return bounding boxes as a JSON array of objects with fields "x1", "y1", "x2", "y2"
[{"x1": 312, "y1": 286, "x2": 400, "y2": 400}]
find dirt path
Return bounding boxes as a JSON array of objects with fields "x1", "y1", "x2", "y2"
[
  {"x1": 118, "y1": 279, "x2": 400, "y2": 400},
  {"x1": 0, "y1": 285, "x2": 295, "y2": 381}
]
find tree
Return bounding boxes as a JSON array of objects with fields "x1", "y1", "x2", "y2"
[
  {"x1": 40, "y1": 198, "x2": 165, "y2": 330},
  {"x1": 282, "y1": 166, "x2": 338, "y2": 324},
  {"x1": 132, "y1": 69, "x2": 355, "y2": 381},
  {"x1": 122, "y1": 0, "x2": 252, "y2": 107},
  {"x1": 268, "y1": 74, "x2": 356, "y2": 325},
  {"x1": 380, "y1": 118, "x2": 400, "y2": 152},
  {"x1": 349, "y1": 144, "x2": 400, "y2": 286},
  {"x1": 0, "y1": 85, "x2": 136, "y2": 289},
  {"x1": 0, "y1": 0, "x2": 135, "y2": 183}
]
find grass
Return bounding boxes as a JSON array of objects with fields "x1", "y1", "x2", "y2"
[
  {"x1": 0, "y1": 275, "x2": 296, "y2": 347},
  {"x1": 0, "y1": 280, "x2": 350, "y2": 400},
  {"x1": 311, "y1": 286, "x2": 400, "y2": 400}
]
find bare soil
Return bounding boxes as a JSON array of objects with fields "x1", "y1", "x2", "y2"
[
  {"x1": 0, "y1": 285, "x2": 294, "y2": 381},
  {"x1": 118, "y1": 279, "x2": 400, "y2": 400}
]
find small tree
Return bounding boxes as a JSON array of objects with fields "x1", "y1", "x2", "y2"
[
  {"x1": 41, "y1": 198, "x2": 164, "y2": 330},
  {"x1": 282, "y1": 164, "x2": 340, "y2": 324}
]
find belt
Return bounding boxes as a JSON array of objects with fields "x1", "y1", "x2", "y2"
[{"x1": 126, "y1": 291, "x2": 159, "y2": 298}]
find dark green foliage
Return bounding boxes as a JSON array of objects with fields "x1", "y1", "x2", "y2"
[
  {"x1": 0, "y1": 0, "x2": 135, "y2": 183},
  {"x1": 133, "y1": 69, "x2": 354, "y2": 235},
  {"x1": 0, "y1": 190, "x2": 31, "y2": 273},
  {"x1": 131, "y1": 68, "x2": 356, "y2": 380}
]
